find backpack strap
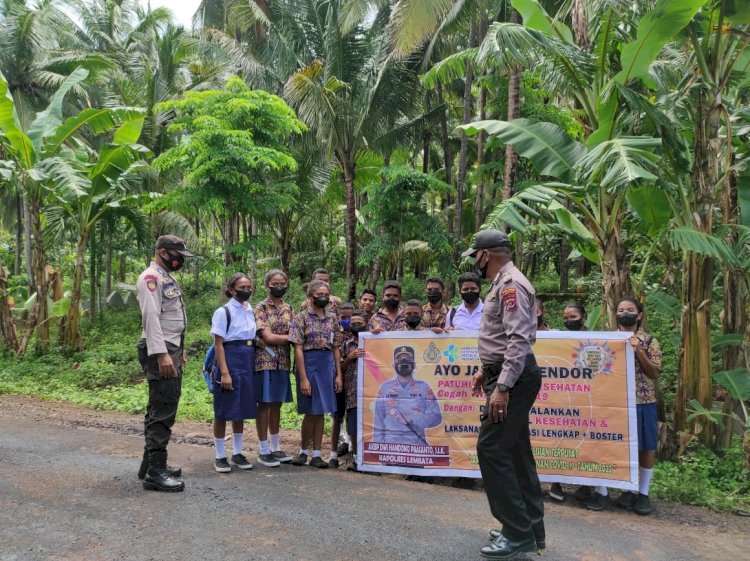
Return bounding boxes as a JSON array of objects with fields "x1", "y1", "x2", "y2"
[
  {"x1": 448, "y1": 307, "x2": 457, "y2": 328},
  {"x1": 224, "y1": 304, "x2": 231, "y2": 332}
]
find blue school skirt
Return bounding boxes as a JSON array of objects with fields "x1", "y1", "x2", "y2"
[
  {"x1": 254, "y1": 370, "x2": 293, "y2": 404},
  {"x1": 213, "y1": 341, "x2": 258, "y2": 421},
  {"x1": 297, "y1": 349, "x2": 337, "y2": 415}
]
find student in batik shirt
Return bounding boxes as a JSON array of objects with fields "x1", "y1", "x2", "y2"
[
  {"x1": 289, "y1": 280, "x2": 343, "y2": 469},
  {"x1": 421, "y1": 276, "x2": 449, "y2": 333},
  {"x1": 328, "y1": 302, "x2": 356, "y2": 468},
  {"x1": 254, "y1": 269, "x2": 294, "y2": 467},
  {"x1": 403, "y1": 299, "x2": 426, "y2": 331},
  {"x1": 299, "y1": 268, "x2": 342, "y2": 313},
  {"x1": 341, "y1": 310, "x2": 367, "y2": 471},
  {"x1": 358, "y1": 288, "x2": 377, "y2": 323},
  {"x1": 587, "y1": 297, "x2": 662, "y2": 516},
  {"x1": 369, "y1": 280, "x2": 406, "y2": 333}
]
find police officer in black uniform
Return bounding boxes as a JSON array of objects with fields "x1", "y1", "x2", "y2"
[
  {"x1": 136, "y1": 235, "x2": 192, "y2": 492},
  {"x1": 464, "y1": 229, "x2": 545, "y2": 559}
]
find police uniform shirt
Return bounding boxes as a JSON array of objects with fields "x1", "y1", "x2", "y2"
[
  {"x1": 210, "y1": 298, "x2": 257, "y2": 342},
  {"x1": 136, "y1": 261, "x2": 186, "y2": 355},
  {"x1": 478, "y1": 261, "x2": 536, "y2": 388},
  {"x1": 373, "y1": 376, "x2": 443, "y2": 444}
]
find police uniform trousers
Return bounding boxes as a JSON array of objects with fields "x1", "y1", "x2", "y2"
[
  {"x1": 137, "y1": 339, "x2": 183, "y2": 469},
  {"x1": 477, "y1": 354, "x2": 544, "y2": 543}
]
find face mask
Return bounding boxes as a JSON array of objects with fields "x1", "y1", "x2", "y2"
[
  {"x1": 313, "y1": 296, "x2": 330, "y2": 309},
  {"x1": 474, "y1": 252, "x2": 488, "y2": 279},
  {"x1": 427, "y1": 290, "x2": 443, "y2": 304},
  {"x1": 234, "y1": 289, "x2": 252, "y2": 302},
  {"x1": 270, "y1": 286, "x2": 287, "y2": 298},
  {"x1": 405, "y1": 314, "x2": 421, "y2": 329},
  {"x1": 617, "y1": 312, "x2": 638, "y2": 327},
  {"x1": 396, "y1": 362, "x2": 414, "y2": 377},
  {"x1": 351, "y1": 324, "x2": 366, "y2": 334},
  {"x1": 339, "y1": 318, "x2": 351, "y2": 330},
  {"x1": 537, "y1": 314, "x2": 545, "y2": 328},
  {"x1": 564, "y1": 319, "x2": 584, "y2": 331},
  {"x1": 461, "y1": 291, "x2": 480, "y2": 305},
  {"x1": 384, "y1": 298, "x2": 399, "y2": 311},
  {"x1": 162, "y1": 251, "x2": 184, "y2": 272}
]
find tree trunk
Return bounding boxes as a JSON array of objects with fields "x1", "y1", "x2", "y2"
[
  {"x1": 502, "y1": 9, "x2": 522, "y2": 201},
  {"x1": 89, "y1": 229, "x2": 97, "y2": 323},
  {"x1": 0, "y1": 265, "x2": 19, "y2": 351},
  {"x1": 559, "y1": 235, "x2": 570, "y2": 293},
  {"x1": 23, "y1": 200, "x2": 33, "y2": 291},
  {"x1": 599, "y1": 217, "x2": 632, "y2": 329},
  {"x1": 14, "y1": 194, "x2": 22, "y2": 276},
  {"x1": 105, "y1": 223, "x2": 113, "y2": 299},
  {"x1": 437, "y1": 85, "x2": 454, "y2": 231},
  {"x1": 118, "y1": 255, "x2": 127, "y2": 283},
  {"x1": 676, "y1": 93, "x2": 720, "y2": 443},
  {"x1": 28, "y1": 196, "x2": 49, "y2": 349},
  {"x1": 62, "y1": 231, "x2": 89, "y2": 351},
  {"x1": 474, "y1": 85, "x2": 488, "y2": 229},
  {"x1": 193, "y1": 214, "x2": 200, "y2": 292},
  {"x1": 339, "y1": 152, "x2": 358, "y2": 301},
  {"x1": 456, "y1": 23, "x2": 478, "y2": 241}
]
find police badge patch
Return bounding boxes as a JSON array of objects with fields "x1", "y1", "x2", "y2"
[
  {"x1": 145, "y1": 275, "x2": 158, "y2": 292},
  {"x1": 501, "y1": 287, "x2": 517, "y2": 312}
]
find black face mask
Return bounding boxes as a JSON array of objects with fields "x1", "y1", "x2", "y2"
[
  {"x1": 405, "y1": 314, "x2": 421, "y2": 329},
  {"x1": 396, "y1": 362, "x2": 414, "y2": 377},
  {"x1": 234, "y1": 289, "x2": 252, "y2": 302},
  {"x1": 427, "y1": 290, "x2": 443, "y2": 304},
  {"x1": 537, "y1": 314, "x2": 545, "y2": 328},
  {"x1": 384, "y1": 298, "x2": 399, "y2": 311},
  {"x1": 162, "y1": 251, "x2": 184, "y2": 272},
  {"x1": 461, "y1": 291, "x2": 480, "y2": 305},
  {"x1": 313, "y1": 296, "x2": 330, "y2": 309},
  {"x1": 564, "y1": 319, "x2": 584, "y2": 331},
  {"x1": 617, "y1": 312, "x2": 639, "y2": 327},
  {"x1": 474, "y1": 252, "x2": 488, "y2": 279},
  {"x1": 351, "y1": 324, "x2": 366, "y2": 334},
  {"x1": 270, "y1": 286, "x2": 287, "y2": 298}
]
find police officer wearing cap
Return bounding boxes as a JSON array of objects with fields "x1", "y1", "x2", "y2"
[
  {"x1": 373, "y1": 346, "x2": 442, "y2": 446},
  {"x1": 464, "y1": 229, "x2": 545, "y2": 559},
  {"x1": 136, "y1": 235, "x2": 192, "y2": 492}
]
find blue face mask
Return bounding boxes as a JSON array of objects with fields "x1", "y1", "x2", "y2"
[{"x1": 339, "y1": 318, "x2": 351, "y2": 330}]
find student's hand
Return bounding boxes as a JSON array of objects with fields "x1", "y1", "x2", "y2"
[
  {"x1": 444, "y1": 326, "x2": 454, "y2": 333},
  {"x1": 335, "y1": 375, "x2": 343, "y2": 393},
  {"x1": 157, "y1": 353, "x2": 176, "y2": 378},
  {"x1": 300, "y1": 377, "x2": 312, "y2": 397},
  {"x1": 371, "y1": 326, "x2": 382, "y2": 334},
  {"x1": 220, "y1": 371, "x2": 233, "y2": 391},
  {"x1": 472, "y1": 368, "x2": 486, "y2": 397},
  {"x1": 348, "y1": 348, "x2": 365, "y2": 361},
  {"x1": 431, "y1": 327, "x2": 444, "y2": 334},
  {"x1": 629, "y1": 335, "x2": 640, "y2": 348},
  {"x1": 257, "y1": 339, "x2": 266, "y2": 349}
]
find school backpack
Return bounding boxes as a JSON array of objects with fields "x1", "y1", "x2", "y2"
[
  {"x1": 202, "y1": 305, "x2": 231, "y2": 393},
  {"x1": 448, "y1": 307, "x2": 457, "y2": 328}
]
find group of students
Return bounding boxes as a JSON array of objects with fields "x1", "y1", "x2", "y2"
[
  {"x1": 208, "y1": 266, "x2": 662, "y2": 514},
  {"x1": 208, "y1": 269, "x2": 485, "y2": 472},
  {"x1": 536, "y1": 298, "x2": 663, "y2": 516}
]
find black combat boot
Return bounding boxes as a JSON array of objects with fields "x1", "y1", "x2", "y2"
[
  {"x1": 138, "y1": 449, "x2": 182, "y2": 480},
  {"x1": 143, "y1": 450, "x2": 185, "y2": 492}
]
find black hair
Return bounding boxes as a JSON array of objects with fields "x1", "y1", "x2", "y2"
[
  {"x1": 338, "y1": 302, "x2": 355, "y2": 312},
  {"x1": 224, "y1": 272, "x2": 251, "y2": 298},
  {"x1": 537, "y1": 299, "x2": 545, "y2": 312},
  {"x1": 404, "y1": 299, "x2": 422, "y2": 308},
  {"x1": 306, "y1": 280, "x2": 330, "y2": 297},
  {"x1": 312, "y1": 268, "x2": 329, "y2": 279},
  {"x1": 457, "y1": 272, "x2": 481, "y2": 289},
  {"x1": 617, "y1": 296, "x2": 644, "y2": 327},
  {"x1": 425, "y1": 276, "x2": 445, "y2": 289},
  {"x1": 264, "y1": 269, "x2": 287, "y2": 287},
  {"x1": 382, "y1": 280, "x2": 402, "y2": 294},
  {"x1": 563, "y1": 301, "x2": 587, "y2": 317},
  {"x1": 351, "y1": 310, "x2": 367, "y2": 320},
  {"x1": 359, "y1": 288, "x2": 376, "y2": 298}
]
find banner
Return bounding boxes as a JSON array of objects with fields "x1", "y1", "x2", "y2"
[{"x1": 357, "y1": 331, "x2": 638, "y2": 490}]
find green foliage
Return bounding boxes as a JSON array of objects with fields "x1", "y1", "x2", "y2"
[{"x1": 652, "y1": 440, "x2": 750, "y2": 511}]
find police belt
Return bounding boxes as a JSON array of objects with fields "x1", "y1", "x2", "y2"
[{"x1": 223, "y1": 339, "x2": 254, "y2": 347}]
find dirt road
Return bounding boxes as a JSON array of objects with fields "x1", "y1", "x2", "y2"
[{"x1": 0, "y1": 396, "x2": 747, "y2": 561}]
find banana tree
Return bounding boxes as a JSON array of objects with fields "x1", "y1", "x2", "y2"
[
  {"x1": 44, "y1": 114, "x2": 153, "y2": 351},
  {"x1": 0, "y1": 66, "x2": 144, "y2": 354}
]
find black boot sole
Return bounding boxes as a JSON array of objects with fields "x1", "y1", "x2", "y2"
[{"x1": 143, "y1": 481, "x2": 185, "y2": 492}]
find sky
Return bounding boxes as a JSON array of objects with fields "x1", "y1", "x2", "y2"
[{"x1": 140, "y1": 0, "x2": 203, "y2": 29}]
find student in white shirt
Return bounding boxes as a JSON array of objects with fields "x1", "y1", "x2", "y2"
[{"x1": 445, "y1": 272, "x2": 484, "y2": 331}]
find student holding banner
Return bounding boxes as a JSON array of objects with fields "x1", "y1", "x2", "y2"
[
  {"x1": 341, "y1": 311, "x2": 367, "y2": 469},
  {"x1": 586, "y1": 297, "x2": 662, "y2": 515},
  {"x1": 369, "y1": 281, "x2": 406, "y2": 333},
  {"x1": 463, "y1": 228, "x2": 545, "y2": 559},
  {"x1": 403, "y1": 299, "x2": 426, "y2": 331}
]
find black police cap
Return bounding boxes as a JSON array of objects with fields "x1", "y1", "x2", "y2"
[
  {"x1": 461, "y1": 229, "x2": 510, "y2": 258},
  {"x1": 156, "y1": 235, "x2": 194, "y2": 257}
]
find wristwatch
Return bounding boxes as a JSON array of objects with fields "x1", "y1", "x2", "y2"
[{"x1": 497, "y1": 384, "x2": 510, "y2": 392}]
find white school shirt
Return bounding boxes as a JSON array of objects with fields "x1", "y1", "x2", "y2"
[
  {"x1": 210, "y1": 298, "x2": 257, "y2": 342},
  {"x1": 447, "y1": 300, "x2": 484, "y2": 330}
]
